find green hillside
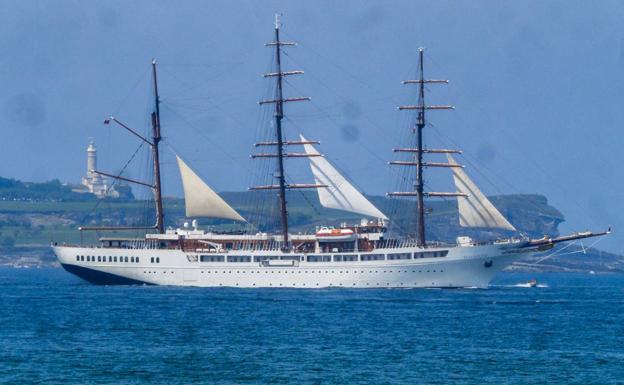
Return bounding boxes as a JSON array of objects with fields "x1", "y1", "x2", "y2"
[{"x1": 0, "y1": 190, "x2": 564, "y2": 247}]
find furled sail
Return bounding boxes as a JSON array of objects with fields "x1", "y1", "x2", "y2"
[
  {"x1": 176, "y1": 156, "x2": 246, "y2": 222},
  {"x1": 447, "y1": 154, "x2": 516, "y2": 231},
  {"x1": 301, "y1": 135, "x2": 388, "y2": 219}
]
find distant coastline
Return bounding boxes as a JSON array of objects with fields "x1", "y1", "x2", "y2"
[{"x1": 0, "y1": 177, "x2": 620, "y2": 273}]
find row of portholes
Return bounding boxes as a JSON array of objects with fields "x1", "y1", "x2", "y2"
[
  {"x1": 215, "y1": 282, "x2": 435, "y2": 287},
  {"x1": 197, "y1": 269, "x2": 444, "y2": 274},
  {"x1": 77, "y1": 255, "x2": 139, "y2": 263}
]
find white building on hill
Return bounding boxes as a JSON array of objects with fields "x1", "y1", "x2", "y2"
[{"x1": 74, "y1": 140, "x2": 132, "y2": 199}]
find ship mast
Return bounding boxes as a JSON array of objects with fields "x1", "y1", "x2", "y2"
[
  {"x1": 81, "y1": 60, "x2": 166, "y2": 233},
  {"x1": 389, "y1": 48, "x2": 459, "y2": 247},
  {"x1": 151, "y1": 59, "x2": 165, "y2": 234},
  {"x1": 415, "y1": 50, "x2": 426, "y2": 246},
  {"x1": 250, "y1": 15, "x2": 325, "y2": 251},
  {"x1": 273, "y1": 15, "x2": 289, "y2": 249}
]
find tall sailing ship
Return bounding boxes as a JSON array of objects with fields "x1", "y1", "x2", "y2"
[{"x1": 52, "y1": 17, "x2": 608, "y2": 288}]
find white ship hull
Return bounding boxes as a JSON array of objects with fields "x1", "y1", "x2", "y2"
[{"x1": 52, "y1": 242, "x2": 536, "y2": 289}]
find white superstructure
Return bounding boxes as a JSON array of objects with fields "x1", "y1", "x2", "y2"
[{"x1": 53, "y1": 236, "x2": 539, "y2": 288}]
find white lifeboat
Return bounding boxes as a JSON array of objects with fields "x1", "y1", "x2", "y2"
[{"x1": 315, "y1": 227, "x2": 356, "y2": 242}]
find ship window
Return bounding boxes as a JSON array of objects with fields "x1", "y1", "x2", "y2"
[
  {"x1": 361, "y1": 254, "x2": 385, "y2": 261},
  {"x1": 333, "y1": 255, "x2": 358, "y2": 262},
  {"x1": 227, "y1": 256, "x2": 251, "y2": 263},
  {"x1": 80, "y1": 255, "x2": 84, "y2": 261},
  {"x1": 113, "y1": 256, "x2": 117, "y2": 262},
  {"x1": 253, "y1": 256, "x2": 279, "y2": 262},
  {"x1": 156, "y1": 257, "x2": 159, "y2": 263},
  {"x1": 86, "y1": 256, "x2": 90, "y2": 262},
  {"x1": 415, "y1": 250, "x2": 449, "y2": 259},
  {"x1": 135, "y1": 257, "x2": 139, "y2": 263},
  {"x1": 200, "y1": 255, "x2": 225, "y2": 262},
  {"x1": 124, "y1": 257, "x2": 128, "y2": 263},
  {"x1": 108, "y1": 256, "x2": 112, "y2": 262},
  {"x1": 307, "y1": 255, "x2": 331, "y2": 262},
  {"x1": 130, "y1": 257, "x2": 134, "y2": 263},
  {"x1": 387, "y1": 253, "x2": 411, "y2": 260},
  {"x1": 76, "y1": 256, "x2": 79, "y2": 261},
  {"x1": 280, "y1": 255, "x2": 301, "y2": 261},
  {"x1": 151, "y1": 257, "x2": 154, "y2": 263}
]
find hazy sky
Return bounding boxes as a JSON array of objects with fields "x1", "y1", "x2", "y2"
[{"x1": 1, "y1": 1, "x2": 622, "y2": 253}]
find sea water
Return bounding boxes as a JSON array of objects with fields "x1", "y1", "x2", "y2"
[{"x1": 0, "y1": 268, "x2": 622, "y2": 384}]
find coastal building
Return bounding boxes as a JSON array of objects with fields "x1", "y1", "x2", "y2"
[{"x1": 73, "y1": 140, "x2": 132, "y2": 199}]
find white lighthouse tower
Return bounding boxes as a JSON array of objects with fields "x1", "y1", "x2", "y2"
[{"x1": 81, "y1": 140, "x2": 109, "y2": 198}]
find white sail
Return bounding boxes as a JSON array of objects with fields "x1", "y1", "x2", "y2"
[
  {"x1": 301, "y1": 135, "x2": 388, "y2": 219},
  {"x1": 176, "y1": 156, "x2": 246, "y2": 222},
  {"x1": 446, "y1": 154, "x2": 515, "y2": 231}
]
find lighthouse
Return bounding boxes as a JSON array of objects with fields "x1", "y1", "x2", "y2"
[
  {"x1": 81, "y1": 140, "x2": 107, "y2": 197},
  {"x1": 86, "y1": 141, "x2": 102, "y2": 184}
]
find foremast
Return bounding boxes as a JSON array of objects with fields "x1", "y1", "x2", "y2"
[
  {"x1": 151, "y1": 59, "x2": 165, "y2": 234},
  {"x1": 81, "y1": 60, "x2": 165, "y2": 233},
  {"x1": 388, "y1": 48, "x2": 460, "y2": 247},
  {"x1": 250, "y1": 15, "x2": 325, "y2": 251}
]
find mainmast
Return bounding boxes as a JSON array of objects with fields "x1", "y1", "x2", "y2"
[
  {"x1": 151, "y1": 59, "x2": 165, "y2": 234},
  {"x1": 389, "y1": 48, "x2": 459, "y2": 247},
  {"x1": 415, "y1": 50, "x2": 426, "y2": 246},
  {"x1": 272, "y1": 15, "x2": 289, "y2": 249},
  {"x1": 250, "y1": 15, "x2": 325, "y2": 251}
]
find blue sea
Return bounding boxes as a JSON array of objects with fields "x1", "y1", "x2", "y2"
[{"x1": 0, "y1": 268, "x2": 622, "y2": 385}]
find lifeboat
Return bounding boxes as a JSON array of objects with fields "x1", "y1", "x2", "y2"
[{"x1": 315, "y1": 227, "x2": 356, "y2": 242}]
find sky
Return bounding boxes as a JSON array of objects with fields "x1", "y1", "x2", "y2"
[{"x1": 0, "y1": 0, "x2": 623, "y2": 253}]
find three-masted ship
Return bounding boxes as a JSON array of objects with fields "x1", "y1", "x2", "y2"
[{"x1": 52, "y1": 16, "x2": 608, "y2": 288}]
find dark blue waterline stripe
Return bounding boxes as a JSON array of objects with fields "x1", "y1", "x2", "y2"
[{"x1": 60, "y1": 263, "x2": 153, "y2": 286}]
